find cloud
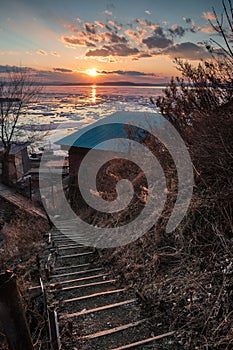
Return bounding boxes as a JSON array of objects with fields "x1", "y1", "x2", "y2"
[
  {"x1": 37, "y1": 49, "x2": 47, "y2": 55},
  {"x1": 104, "y1": 10, "x2": 112, "y2": 16},
  {"x1": 61, "y1": 35, "x2": 96, "y2": 47},
  {"x1": 65, "y1": 24, "x2": 80, "y2": 32},
  {"x1": 136, "y1": 26, "x2": 148, "y2": 38},
  {"x1": 145, "y1": 10, "x2": 151, "y2": 15},
  {"x1": 168, "y1": 25, "x2": 186, "y2": 38},
  {"x1": 108, "y1": 20, "x2": 122, "y2": 32},
  {"x1": 183, "y1": 17, "x2": 192, "y2": 23},
  {"x1": 143, "y1": 36, "x2": 172, "y2": 49},
  {"x1": 0, "y1": 65, "x2": 32, "y2": 73},
  {"x1": 125, "y1": 29, "x2": 139, "y2": 40},
  {"x1": 102, "y1": 32, "x2": 127, "y2": 43},
  {"x1": 138, "y1": 52, "x2": 152, "y2": 58},
  {"x1": 135, "y1": 18, "x2": 158, "y2": 30},
  {"x1": 98, "y1": 70, "x2": 155, "y2": 76},
  {"x1": 84, "y1": 23, "x2": 97, "y2": 34},
  {"x1": 198, "y1": 25, "x2": 215, "y2": 34},
  {"x1": 51, "y1": 51, "x2": 60, "y2": 57},
  {"x1": 189, "y1": 24, "x2": 215, "y2": 34},
  {"x1": 61, "y1": 15, "x2": 212, "y2": 63},
  {"x1": 53, "y1": 67, "x2": 73, "y2": 73},
  {"x1": 161, "y1": 42, "x2": 210, "y2": 60},
  {"x1": 86, "y1": 43, "x2": 139, "y2": 57},
  {"x1": 142, "y1": 28, "x2": 173, "y2": 49},
  {"x1": 203, "y1": 12, "x2": 216, "y2": 21},
  {"x1": 95, "y1": 21, "x2": 112, "y2": 31}
]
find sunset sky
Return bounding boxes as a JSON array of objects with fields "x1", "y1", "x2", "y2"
[{"x1": 0, "y1": 0, "x2": 225, "y2": 84}]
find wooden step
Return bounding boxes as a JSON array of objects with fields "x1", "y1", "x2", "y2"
[
  {"x1": 49, "y1": 273, "x2": 109, "y2": 287},
  {"x1": 81, "y1": 318, "x2": 148, "y2": 340},
  {"x1": 52, "y1": 263, "x2": 90, "y2": 271},
  {"x1": 59, "y1": 252, "x2": 93, "y2": 259},
  {"x1": 112, "y1": 331, "x2": 175, "y2": 350},
  {"x1": 50, "y1": 279, "x2": 116, "y2": 293},
  {"x1": 50, "y1": 267, "x2": 103, "y2": 279},
  {"x1": 53, "y1": 289, "x2": 125, "y2": 305},
  {"x1": 60, "y1": 299, "x2": 136, "y2": 319},
  {"x1": 56, "y1": 244, "x2": 84, "y2": 249}
]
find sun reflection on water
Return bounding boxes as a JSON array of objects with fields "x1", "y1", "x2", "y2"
[{"x1": 91, "y1": 85, "x2": 96, "y2": 104}]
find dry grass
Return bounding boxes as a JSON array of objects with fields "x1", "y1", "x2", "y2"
[{"x1": 0, "y1": 201, "x2": 49, "y2": 349}]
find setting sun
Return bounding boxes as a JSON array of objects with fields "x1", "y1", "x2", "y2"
[{"x1": 86, "y1": 68, "x2": 98, "y2": 77}]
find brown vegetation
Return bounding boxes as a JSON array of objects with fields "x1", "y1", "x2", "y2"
[
  {"x1": 0, "y1": 200, "x2": 49, "y2": 349},
  {"x1": 93, "y1": 10, "x2": 233, "y2": 346}
]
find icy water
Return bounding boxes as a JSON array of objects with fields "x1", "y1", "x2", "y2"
[{"x1": 23, "y1": 85, "x2": 165, "y2": 146}]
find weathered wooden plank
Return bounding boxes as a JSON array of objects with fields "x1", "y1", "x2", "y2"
[
  {"x1": 52, "y1": 288, "x2": 125, "y2": 306},
  {"x1": 60, "y1": 299, "x2": 136, "y2": 319},
  {"x1": 52, "y1": 263, "x2": 90, "y2": 272},
  {"x1": 49, "y1": 279, "x2": 116, "y2": 293},
  {"x1": 112, "y1": 331, "x2": 175, "y2": 350},
  {"x1": 59, "y1": 252, "x2": 94, "y2": 259},
  {"x1": 50, "y1": 267, "x2": 103, "y2": 278},
  {"x1": 82, "y1": 318, "x2": 148, "y2": 340},
  {"x1": 49, "y1": 273, "x2": 109, "y2": 287},
  {"x1": 63, "y1": 288, "x2": 125, "y2": 303}
]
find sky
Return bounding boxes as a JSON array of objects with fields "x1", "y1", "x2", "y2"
[{"x1": 0, "y1": 0, "x2": 226, "y2": 84}]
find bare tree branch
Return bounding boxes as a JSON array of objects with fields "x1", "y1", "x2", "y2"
[{"x1": 0, "y1": 68, "x2": 44, "y2": 183}]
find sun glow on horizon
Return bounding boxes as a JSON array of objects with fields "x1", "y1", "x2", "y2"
[{"x1": 86, "y1": 68, "x2": 98, "y2": 77}]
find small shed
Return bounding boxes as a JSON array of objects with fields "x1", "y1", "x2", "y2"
[
  {"x1": 55, "y1": 111, "x2": 152, "y2": 177},
  {"x1": 0, "y1": 142, "x2": 31, "y2": 182}
]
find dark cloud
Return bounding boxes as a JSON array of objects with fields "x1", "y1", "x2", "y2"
[
  {"x1": 168, "y1": 25, "x2": 186, "y2": 38},
  {"x1": 162, "y1": 42, "x2": 210, "y2": 60},
  {"x1": 189, "y1": 26, "x2": 197, "y2": 33},
  {"x1": 153, "y1": 27, "x2": 164, "y2": 36},
  {"x1": 53, "y1": 67, "x2": 73, "y2": 73},
  {"x1": 86, "y1": 47, "x2": 110, "y2": 57},
  {"x1": 103, "y1": 32, "x2": 127, "y2": 43},
  {"x1": 95, "y1": 21, "x2": 112, "y2": 31},
  {"x1": 183, "y1": 17, "x2": 192, "y2": 23},
  {"x1": 138, "y1": 52, "x2": 152, "y2": 58},
  {"x1": 37, "y1": 49, "x2": 47, "y2": 55},
  {"x1": 143, "y1": 35, "x2": 172, "y2": 49},
  {"x1": 98, "y1": 70, "x2": 155, "y2": 76},
  {"x1": 0, "y1": 65, "x2": 32, "y2": 73},
  {"x1": 142, "y1": 26, "x2": 173, "y2": 49},
  {"x1": 125, "y1": 29, "x2": 139, "y2": 39},
  {"x1": 84, "y1": 23, "x2": 97, "y2": 34},
  {"x1": 61, "y1": 35, "x2": 96, "y2": 47},
  {"x1": 85, "y1": 41, "x2": 96, "y2": 47},
  {"x1": 135, "y1": 18, "x2": 157, "y2": 29},
  {"x1": 62, "y1": 36, "x2": 85, "y2": 46},
  {"x1": 108, "y1": 20, "x2": 123, "y2": 32},
  {"x1": 86, "y1": 43, "x2": 139, "y2": 57}
]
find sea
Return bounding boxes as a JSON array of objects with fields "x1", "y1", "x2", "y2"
[{"x1": 24, "y1": 85, "x2": 166, "y2": 149}]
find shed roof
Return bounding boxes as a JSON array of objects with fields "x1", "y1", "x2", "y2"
[
  {"x1": 55, "y1": 111, "x2": 162, "y2": 152},
  {"x1": 0, "y1": 142, "x2": 30, "y2": 155}
]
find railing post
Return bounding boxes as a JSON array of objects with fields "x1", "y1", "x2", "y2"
[
  {"x1": 0, "y1": 270, "x2": 34, "y2": 350},
  {"x1": 48, "y1": 307, "x2": 61, "y2": 350}
]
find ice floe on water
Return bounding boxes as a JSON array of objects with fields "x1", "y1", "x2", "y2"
[{"x1": 21, "y1": 85, "x2": 164, "y2": 146}]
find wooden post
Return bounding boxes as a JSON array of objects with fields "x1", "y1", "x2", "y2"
[
  {"x1": 0, "y1": 271, "x2": 34, "y2": 350},
  {"x1": 48, "y1": 307, "x2": 61, "y2": 350}
]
